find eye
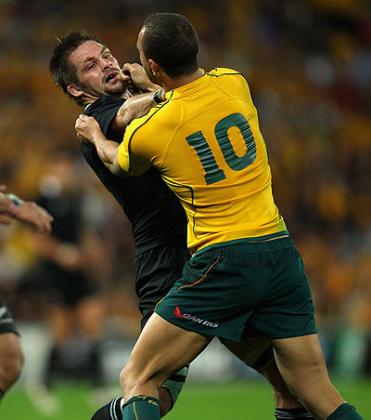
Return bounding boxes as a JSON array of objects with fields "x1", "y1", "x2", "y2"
[{"x1": 86, "y1": 62, "x2": 95, "y2": 70}]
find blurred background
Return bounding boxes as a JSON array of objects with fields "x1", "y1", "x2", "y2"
[{"x1": 0, "y1": 0, "x2": 370, "y2": 419}]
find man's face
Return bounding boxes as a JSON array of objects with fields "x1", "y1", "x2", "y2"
[{"x1": 68, "y1": 40, "x2": 126, "y2": 100}]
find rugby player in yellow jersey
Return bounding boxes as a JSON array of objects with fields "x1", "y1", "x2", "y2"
[{"x1": 75, "y1": 13, "x2": 364, "y2": 420}]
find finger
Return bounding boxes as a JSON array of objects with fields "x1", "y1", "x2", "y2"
[
  {"x1": 43, "y1": 210, "x2": 54, "y2": 222},
  {"x1": 42, "y1": 221, "x2": 52, "y2": 234},
  {"x1": 120, "y1": 73, "x2": 131, "y2": 82},
  {"x1": 122, "y1": 63, "x2": 133, "y2": 72},
  {"x1": 76, "y1": 114, "x2": 88, "y2": 124},
  {"x1": 77, "y1": 133, "x2": 87, "y2": 143},
  {"x1": 36, "y1": 218, "x2": 51, "y2": 235},
  {"x1": 38, "y1": 207, "x2": 54, "y2": 222},
  {"x1": 0, "y1": 214, "x2": 13, "y2": 225}
]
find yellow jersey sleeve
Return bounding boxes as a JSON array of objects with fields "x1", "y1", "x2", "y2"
[
  {"x1": 117, "y1": 102, "x2": 172, "y2": 175},
  {"x1": 118, "y1": 106, "x2": 160, "y2": 175}
]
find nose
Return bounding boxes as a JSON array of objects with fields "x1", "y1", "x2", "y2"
[{"x1": 102, "y1": 58, "x2": 111, "y2": 69}]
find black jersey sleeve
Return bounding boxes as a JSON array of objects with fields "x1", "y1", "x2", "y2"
[{"x1": 84, "y1": 95, "x2": 125, "y2": 139}]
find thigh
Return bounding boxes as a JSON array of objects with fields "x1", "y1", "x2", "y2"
[
  {"x1": 0, "y1": 332, "x2": 23, "y2": 376},
  {"x1": 222, "y1": 336, "x2": 300, "y2": 407},
  {"x1": 128, "y1": 313, "x2": 210, "y2": 384},
  {"x1": 134, "y1": 245, "x2": 190, "y2": 329},
  {"x1": 272, "y1": 334, "x2": 343, "y2": 417},
  {"x1": 273, "y1": 334, "x2": 326, "y2": 372}
]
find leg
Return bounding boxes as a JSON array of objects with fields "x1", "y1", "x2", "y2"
[
  {"x1": 120, "y1": 313, "x2": 210, "y2": 418},
  {"x1": 76, "y1": 295, "x2": 105, "y2": 386},
  {"x1": 44, "y1": 305, "x2": 73, "y2": 388},
  {"x1": 0, "y1": 332, "x2": 24, "y2": 394},
  {"x1": 76, "y1": 295, "x2": 104, "y2": 340},
  {"x1": 273, "y1": 334, "x2": 363, "y2": 419},
  {"x1": 222, "y1": 337, "x2": 315, "y2": 419}
]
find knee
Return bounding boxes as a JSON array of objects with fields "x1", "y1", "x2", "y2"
[
  {"x1": 0, "y1": 336, "x2": 24, "y2": 390},
  {"x1": 119, "y1": 363, "x2": 129, "y2": 392},
  {"x1": 119, "y1": 360, "x2": 164, "y2": 397},
  {"x1": 273, "y1": 387, "x2": 300, "y2": 408},
  {"x1": 2, "y1": 354, "x2": 24, "y2": 389},
  {"x1": 119, "y1": 362, "x2": 141, "y2": 395}
]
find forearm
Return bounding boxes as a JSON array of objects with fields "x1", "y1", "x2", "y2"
[
  {"x1": 113, "y1": 92, "x2": 159, "y2": 134},
  {"x1": 31, "y1": 234, "x2": 83, "y2": 269},
  {"x1": 93, "y1": 131, "x2": 124, "y2": 176},
  {"x1": 0, "y1": 193, "x2": 20, "y2": 218}
]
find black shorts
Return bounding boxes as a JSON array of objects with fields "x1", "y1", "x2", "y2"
[
  {"x1": 0, "y1": 295, "x2": 19, "y2": 336},
  {"x1": 134, "y1": 244, "x2": 190, "y2": 329}
]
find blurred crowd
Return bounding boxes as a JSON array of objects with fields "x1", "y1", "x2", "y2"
[{"x1": 0, "y1": 0, "x2": 370, "y2": 380}]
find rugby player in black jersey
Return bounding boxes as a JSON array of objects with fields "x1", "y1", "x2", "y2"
[{"x1": 49, "y1": 31, "x2": 314, "y2": 420}]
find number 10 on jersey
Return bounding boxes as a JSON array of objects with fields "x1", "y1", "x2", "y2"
[{"x1": 186, "y1": 112, "x2": 257, "y2": 185}]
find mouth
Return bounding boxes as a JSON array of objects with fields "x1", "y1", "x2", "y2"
[{"x1": 104, "y1": 70, "x2": 120, "y2": 84}]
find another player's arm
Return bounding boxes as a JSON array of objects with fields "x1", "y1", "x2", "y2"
[
  {"x1": 110, "y1": 91, "x2": 164, "y2": 137},
  {"x1": 76, "y1": 115, "x2": 124, "y2": 176},
  {"x1": 0, "y1": 188, "x2": 53, "y2": 234},
  {"x1": 0, "y1": 187, "x2": 18, "y2": 225}
]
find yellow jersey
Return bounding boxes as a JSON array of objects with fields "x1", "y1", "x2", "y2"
[{"x1": 118, "y1": 68, "x2": 286, "y2": 253}]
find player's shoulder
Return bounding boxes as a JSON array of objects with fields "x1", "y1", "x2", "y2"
[
  {"x1": 207, "y1": 67, "x2": 250, "y2": 95},
  {"x1": 125, "y1": 96, "x2": 177, "y2": 141},
  {"x1": 206, "y1": 67, "x2": 244, "y2": 78}
]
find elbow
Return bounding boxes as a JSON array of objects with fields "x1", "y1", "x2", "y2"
[{"x1": 110, "y1": 156, "x2": 128, "y2": 177}]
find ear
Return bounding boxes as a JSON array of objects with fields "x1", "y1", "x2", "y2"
[
  {"x1": 148, "y1": 59, "x2": 161, "y2": 77},
  {"x1": 67, "y1": 84, "x2": 83, "y2": 99}
]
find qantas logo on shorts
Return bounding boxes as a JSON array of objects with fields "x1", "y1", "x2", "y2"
[{"x1": 173, "y1": 305, "x2": 219, "y2": 328}]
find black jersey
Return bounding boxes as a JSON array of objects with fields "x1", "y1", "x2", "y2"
[{"x1": 81, "y1": 95, "x2": 187, "y2": 255}]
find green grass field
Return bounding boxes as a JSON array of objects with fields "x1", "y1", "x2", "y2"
[{"x1": 0, "y1": 380, "x2": 370, "y2": 419}]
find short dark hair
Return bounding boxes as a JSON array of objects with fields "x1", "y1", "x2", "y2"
[
  {"x1": 49, "y1": 31, "x2": 102, "y2": 103},
  {"x1": 142, "y1": 13, "x2": 199, "y2": 78}
]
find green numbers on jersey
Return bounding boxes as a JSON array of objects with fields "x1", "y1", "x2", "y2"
[{"x1": 186, "y1": 113, "x2": 256, "y2": 185}]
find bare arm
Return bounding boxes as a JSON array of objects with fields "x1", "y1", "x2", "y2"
[
  {"x1": 76, "y1": 115, "x2": 124, "y2": 176},
  {"x1": 11, "y1": 198, "x2": 54, "y2": 235},
  {"x1": 110, "y1": 91, "x2": 164, "y2": 137},
  {"x1": 0, "y1": 190, "x2": 16, "y2": 225},
  {"x1": 30, "y1": 234, "x2": 85, "y2": 271},
  {"x1": 0, "y1": 187, "x2": 53, "y2": 234}
]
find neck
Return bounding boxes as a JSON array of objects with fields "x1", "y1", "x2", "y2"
[
  {"x1": 81, "y1": 92, "x2": 99, "y2": 107},
  {"x1": 161, "y1": 68, "x2": 204, "y2": 92},
  {"x1": 81, "y1": 89, "x2": 131, "y2": 108}
]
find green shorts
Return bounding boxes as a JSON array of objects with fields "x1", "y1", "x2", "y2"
[{"x1": 155, "y1": 235, "x2": 317, "y2": 342}]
